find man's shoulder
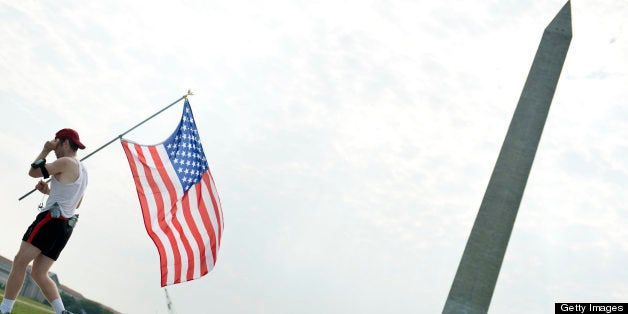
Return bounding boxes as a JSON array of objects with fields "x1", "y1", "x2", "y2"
[
  {"x1": 57, "y1": 157, "x2": 79, "y2": 165},
  {"x1": 53, "y1": 157, "x2": 82, "y2": 183},
  {"x1": 54, "y1": 157, "x2": 80, "y2": 172}
]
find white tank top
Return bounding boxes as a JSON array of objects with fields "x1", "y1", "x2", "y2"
[{"x1": 44, "y1": 161, "x2": 88, "y2": 218}]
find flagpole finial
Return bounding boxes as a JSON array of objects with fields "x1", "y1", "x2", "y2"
[{"x1": 184, "y1": 89, "x2": 194, "y2": 98}]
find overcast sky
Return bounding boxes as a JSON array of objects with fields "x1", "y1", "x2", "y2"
[{"x1": 1, "y1": 1, "x2": 627, "y2": 313}]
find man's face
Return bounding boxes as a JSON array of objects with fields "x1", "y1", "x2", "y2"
[{"x1": 53, "y1": 138, "x2": 65, "y2": 158}]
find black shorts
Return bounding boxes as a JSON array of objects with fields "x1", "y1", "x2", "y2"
[{"x1": 22, "y1": 211, "x2": 75, "y2": 261}]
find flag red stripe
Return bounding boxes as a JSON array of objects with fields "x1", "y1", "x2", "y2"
[
  {"x1": 208, "y1": 169, "x2": 224, "y2": 231},
  {"x1": 121, "y1": 141, "x2": 169, "y2": 286},
  {"x1": 196, "y1": 174, "x2": 218, "y2": 265},
  {"x1": 149, "y1": 147, "x2": 196, "y2": 284},
  {"x1": 134, "y1": 144, "x2": 183, "y2": 285},
  {"x1": 204, "y1": 171, "x2": 223, "y2": 247},
  {"x1": 199, "y1": 172, "x2": 220, "y2": 264},
  {"x1": 208, "y1": 170, "x2": 223, "y2": 232},
  {"x1": 184, "y1": 184, "x2": 209, "y2": 277},
  {"x1": 181, "y1": 193, "x2": 194, "y2": 281}
]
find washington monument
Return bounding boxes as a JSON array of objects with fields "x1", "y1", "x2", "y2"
[{"x1": 443, "y1": 2, "x2": 572, "y2": 313}]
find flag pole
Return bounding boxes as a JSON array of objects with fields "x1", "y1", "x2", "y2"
[
  {"x1": 18, "y1": 90, "x2": 194, "y2": 201},
  {"x1": 164, "y1": 288, "x2": 175, "y2": 314}
]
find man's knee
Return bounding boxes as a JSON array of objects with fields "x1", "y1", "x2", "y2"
[
  {"x1": 12, "y1": 252, "x2": 33, "y2": 269},
  {"x1": 31, "y1": 256, "x2": 55, "y2": 283},
  {"x1": 30, "y1": 266, "x2": 49, "y2": 283},
  {"x1": 13, "y1": 242, "x2": 40, "y2": 268}
]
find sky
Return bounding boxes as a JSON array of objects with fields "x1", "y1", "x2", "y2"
[{"x1": 1, "y1": 0, "x2": 627, "y2": 313}]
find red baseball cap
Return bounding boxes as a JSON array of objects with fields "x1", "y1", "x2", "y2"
[{"x1": 55, "y1": 128, "x2": 86, "y2": 149}]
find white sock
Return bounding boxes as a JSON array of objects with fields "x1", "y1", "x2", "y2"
[
  {"x1": 51, "y1": 298, "x2": 65, "y2": 314},
  {"x1": 0, "y1": 298, "x2": 15, "y2": 313}
]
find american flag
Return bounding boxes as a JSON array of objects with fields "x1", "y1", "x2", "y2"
[{"x1": 120, "y1": 99, "x2": 223, "y2": 286}]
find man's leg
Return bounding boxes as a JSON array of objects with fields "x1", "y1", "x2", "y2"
[
  {"x1": 31, "y1": 253, "x2": 61, "y2": 303},
  {"x1": 0, "y1": 241, "x2": 41, "y2": 313},
  {"x1": 31, "y1": 254, "x2": 67, "y2": 314},
  {"x1": 4, "y1": 241, "x2": 41, "y2": 299}
]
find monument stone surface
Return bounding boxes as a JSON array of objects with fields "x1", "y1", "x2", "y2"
[{"x1": 443, "y1": 2, "x2": 572, "y2": 313}]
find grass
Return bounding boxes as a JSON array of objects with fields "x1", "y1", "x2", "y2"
[{"x1": 0, "y1": 288, "x2": 54, "y2": 314}]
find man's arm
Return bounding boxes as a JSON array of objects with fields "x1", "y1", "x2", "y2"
[
  {"x1": 28, "y1": 139, "x2": 66, "y2": 178},
  {"x1": 29, "y1": 158, "x2": 73, "y2": 179},
  {"x1": 35, "y1": 180, "x2": 50, "y2": 195}
]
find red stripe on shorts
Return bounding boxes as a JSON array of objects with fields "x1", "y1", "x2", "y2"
[{"x1": 27, "y1": 212, "x2": 52, "y2": 243}]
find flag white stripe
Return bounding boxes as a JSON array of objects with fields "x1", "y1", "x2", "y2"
[
  {"x1": 141, "y1": 145, "x2": 187, "y2": 285},
  {"x1": 178, "y1": 185, "x2": 200, "y2": 281},
  {"x1": 208, "y1": 172, "x2": 224, "y2": 234},
  {"x1": 200, "y1": 177, "x2": 220, "y2": 255},
  {"x1": 159, "y1": 145, "x2": 210, "y2": 282},
  {"x1": 197, "y1": 176, "x2": 217, "y2": 271},
  {"x1": 148, "y1": 145, "x2": 219, "y2": 284},
  {"x1": 127, "y1": 144, "x2": 176, "y2": 285},
  {"x1": 152, "y1": 145, "x2": 197, "y2": 284}
]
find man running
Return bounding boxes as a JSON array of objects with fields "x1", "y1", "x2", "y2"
[{"x1": 0, "y1": 129, "x2": 88, "y2": 314}]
